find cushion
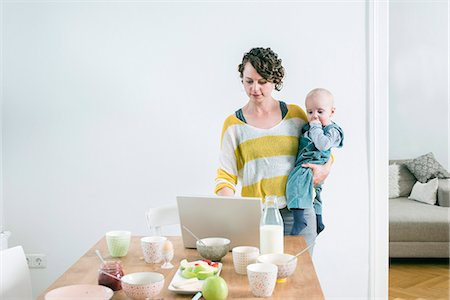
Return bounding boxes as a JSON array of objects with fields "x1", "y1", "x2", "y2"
[
  {"x1": 438, "y1": 179, "x2": 450, "y2": 207},
  {"x1": 389, "y1": 159, "x2": 417, "y2": 196},
  {"x1": 408, "y1": 178, "x2": 439, "y2": 205},
  {"x1": 404, "y1": 152, "x2": 450, "y2": 183},
  {"x1": 389, "y1": 164, "x2": 400, "y2": 198}
]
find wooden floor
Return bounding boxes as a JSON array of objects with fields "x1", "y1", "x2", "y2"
[{"x1": 389, "y1": 258, "x2": 450, "y2": 300}]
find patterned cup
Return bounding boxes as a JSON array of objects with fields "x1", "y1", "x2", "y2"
[
  {"x1": 105, "y1": 231, "x2": 131, "y2": 257},
  {"x1": 232, "y1": 246, "x2": 260, "y2": 275},
  {"x1": 141, "y1": 236, "x2": 167, "y2": 263},
  {"x1": 247, "y1": 263, "x2": 278, "y2": 297}
]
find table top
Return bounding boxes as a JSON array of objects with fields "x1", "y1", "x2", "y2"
[{"x1": 38, "y1": 236, "x2": 324, "y2": 299}]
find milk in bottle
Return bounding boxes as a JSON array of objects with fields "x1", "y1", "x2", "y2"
[{"x1": 260, "y1": 195, "x2": 284, "y2": 254}]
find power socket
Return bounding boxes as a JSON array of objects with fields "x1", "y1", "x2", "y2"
[{"x1": 26, "y1": 253, "x2": 46, "y2": 268}]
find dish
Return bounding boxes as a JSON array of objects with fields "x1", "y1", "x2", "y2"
[
  {"x1": 45, "y1": 284, "x2": 114, "y2": 299},
  {"x1": 168, "y1": 260, "x2": 223, "y2": 294}
]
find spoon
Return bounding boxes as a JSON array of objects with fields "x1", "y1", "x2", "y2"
[
  {"x1": 98, "y1": 269, "x2": 122, "y2": 281},
  {"x1": 288, "y1": 241, "x2": 316, "y2": 262},
  {"x1": 95, "y1": 249, "x2": 106, "y2": 264},
  {"x1": 182, "y1": 225, "x2": 207, "y2": 246}
]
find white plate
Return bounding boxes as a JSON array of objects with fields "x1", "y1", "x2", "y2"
[
  {"x1": 168, "y1": 260, "x2": 223, "y2": 294},
  {"x1": 45, "y1": 284, "x2": 114, "y2": 300}
]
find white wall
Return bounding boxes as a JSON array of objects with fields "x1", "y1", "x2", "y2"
[
  {"x1": 2, "y1": 1, "x2": 369, "y2": 298},
  {"x1": 389, "y1": 1, "x2": 449, "y2": 168}
]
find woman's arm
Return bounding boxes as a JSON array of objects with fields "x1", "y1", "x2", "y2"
[{"x1": 302, "y1": 158, "x2": 333, "y2": 186}]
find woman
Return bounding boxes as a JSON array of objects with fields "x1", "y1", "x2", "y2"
[{"x1": 215, "y1": 47, "x2": 332, "y2": 248}]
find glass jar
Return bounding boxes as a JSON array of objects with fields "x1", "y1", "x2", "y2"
[{"x1": 98, "y1": 260, "x2": 124, "y2": 291}]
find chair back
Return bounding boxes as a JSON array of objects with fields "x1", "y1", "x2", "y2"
[
  {"x1": 0, "y1": 245, "x2": 33, "y2": 300},
  {"x1": 145, "y1": 204, "x2": 179, "y2": 236}
]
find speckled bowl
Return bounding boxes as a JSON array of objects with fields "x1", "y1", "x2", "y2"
[
  {"x1": 121, "y1": 272, "x2": 164, "y2": 300},
  {"x1": 196, "y1": 237, "x2": 230, "y2": 261},
  {"x1": 257, "y1": 253, "x2": 297, "y2": 282}
]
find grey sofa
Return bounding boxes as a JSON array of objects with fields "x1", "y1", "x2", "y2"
[{"x1": 389, "y1": 160, "x2": 450, "y2": 258}]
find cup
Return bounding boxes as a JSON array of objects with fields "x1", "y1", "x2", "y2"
[
  {"x1": 141, "y1": 236, "x2": 167, "y2": 263},
  {"x1": 232, "y1": 246, "x2": 260, "y2": 275},
  {"x1": 106, "y1": 231, "x2": 131, "y2": 257},
  {"x1": 247, "y1": 263, "x2": 278, "y2": 297}
]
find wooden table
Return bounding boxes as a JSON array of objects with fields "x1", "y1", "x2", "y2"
[{"x1": 38, "y1": 236, "x2": 324, "y2": 299}]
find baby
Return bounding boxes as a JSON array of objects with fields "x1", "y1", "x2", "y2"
[{"x1": 286, "y1": 88, "x2": 344, "y2": 236}]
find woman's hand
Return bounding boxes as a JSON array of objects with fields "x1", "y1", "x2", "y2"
[
  {"x1": 302, "y1": 159, "x2": 333, "y2": 186},
  {"x1": 217, "y1": 187, "x2": 235, "y2": 196}
]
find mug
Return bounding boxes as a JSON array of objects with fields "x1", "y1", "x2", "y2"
[
  {"x1": 105, "y1": 231, "x2": 131, "y2": 257},
  {"x1": 232, "y1": 246, "x2": 260, "y2": 275},
  {"x1": 141, "y1": 236, "x2": 167, "y2": 263},
  {"x1": 247, "y1": 263, "x2": 278, "y2": 297}
]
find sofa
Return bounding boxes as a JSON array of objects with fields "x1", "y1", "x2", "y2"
[{"x1": 389, "y1": 155, "x2": 450, "y2": 258}]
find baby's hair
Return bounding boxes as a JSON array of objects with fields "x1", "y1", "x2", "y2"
[{"x1": 305, "y1": 88, "x2": 334, "y2": 105}]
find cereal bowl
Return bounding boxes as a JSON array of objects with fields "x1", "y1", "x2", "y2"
[
  {"x1": 196, "y1": 237, "x2": 230, "y2": 261},
  {"x1": 121, "y1": 272, "x2": 164, "y2": 300},
  {"x1": 257, "y1": 253, "x2": 297, "y2": 282}
]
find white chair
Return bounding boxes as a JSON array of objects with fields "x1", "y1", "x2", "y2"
[
  {"x1": 0, "y1": 246, "x2": 33, "y2": 300},
  {"x1": 145, "y1": 204, "x2": 180, "y2": 236}
]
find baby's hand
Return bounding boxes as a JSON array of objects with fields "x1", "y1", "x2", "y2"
[{"x1": 309, "y1": 120, "x2": 322, "y2": 126}]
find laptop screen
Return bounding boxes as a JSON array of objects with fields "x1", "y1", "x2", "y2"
[{"x1": 176, "y1": 195, "x2": 262, "y2": 249}]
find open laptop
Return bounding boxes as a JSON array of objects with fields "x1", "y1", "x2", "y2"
[{"x1": 176, "y1": 195, "x2": 262, "y2": 249}]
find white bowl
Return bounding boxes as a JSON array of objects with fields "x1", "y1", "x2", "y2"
[
  {"x1": 196, "y1": 237, "x2": 230, "y2": 261},
  {"x1": 257, "y1": 253, "x2": 297, "y2": 282},
  {"x1": 121, "y1": 272, "x2": 164, "y2": 300}
]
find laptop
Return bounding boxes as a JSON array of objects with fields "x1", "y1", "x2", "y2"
[{"x1": 176, "y1": 195, "x2": 262, "y2": 249}]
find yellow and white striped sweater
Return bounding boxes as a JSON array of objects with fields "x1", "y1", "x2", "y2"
[{"x1": 215, "y1": 104, "x2": 308, "y2": 206}]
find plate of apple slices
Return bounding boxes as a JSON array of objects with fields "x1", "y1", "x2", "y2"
[{"x1": 168, "y1": 259, "x2": 223, "y2": 294}]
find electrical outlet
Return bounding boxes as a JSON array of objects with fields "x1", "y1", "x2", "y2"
[{"x1": 26, "y1": 254, "x2": 46, "y2": 268}]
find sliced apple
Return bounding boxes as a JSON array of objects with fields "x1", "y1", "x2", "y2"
[
  {"x1": 181, "y1": 268, "x2": 197, "y2": 279},
  {"x1": 197, "y1": 270, "x2": 215, "y2": 280}
]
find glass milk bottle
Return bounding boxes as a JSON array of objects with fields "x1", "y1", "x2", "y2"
[{"x1": 260, "y1": 195, "x2": 284, "y2": 254}]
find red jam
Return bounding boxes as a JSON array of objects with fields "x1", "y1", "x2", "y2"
[{"x1": 98, "y1": 261, "x2": 124, "y2": 291}]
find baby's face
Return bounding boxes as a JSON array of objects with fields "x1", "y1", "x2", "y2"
[{"x1": 305, "y1": 94, "x2": 335, "y2": 126}]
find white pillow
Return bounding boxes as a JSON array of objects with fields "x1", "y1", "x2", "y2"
[
  {"x1": 408, "y1": 177, "x2": 439, "y2": 205},
  {"x1": 389, "y1": 164, "x2": 400, "y2": 198}
]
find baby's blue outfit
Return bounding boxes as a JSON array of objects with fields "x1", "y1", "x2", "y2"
[{"x1": 286, "y1": 122, "x2": 344, "y2": 235}]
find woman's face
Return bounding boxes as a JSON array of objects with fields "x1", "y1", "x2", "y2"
[{"x1": 242, "y1": 63, "x2": 275, "y2": 103}]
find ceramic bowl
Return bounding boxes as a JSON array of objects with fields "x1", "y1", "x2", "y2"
[
  {"x1": 257, "y1": 253, "x2": 297, "y2": 282},
  {"x1": 121, "y1": 272, "x2": 164, "y2": 300},
  {"x1": 196, "y1": 237, "x2": 231, "y2": 261}
]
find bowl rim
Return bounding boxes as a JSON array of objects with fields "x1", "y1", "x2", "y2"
[
  {"x1": 121, "y1": 272, "x2": 164, "y2": 285},
  {"x1": 196, "y1": 237, "x2": 231, "y2": 246},
  {"x1": 257, "y1": 253, "x2": 297, "y2": 265}
]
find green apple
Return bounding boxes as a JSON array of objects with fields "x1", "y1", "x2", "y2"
[{"x1": 202, "y1": 276, "x2": 228, "y2": 300}]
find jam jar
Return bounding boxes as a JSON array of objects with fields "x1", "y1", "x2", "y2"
[{"x1": 98, "y1": 260, "x2": 124, "y2": 291}]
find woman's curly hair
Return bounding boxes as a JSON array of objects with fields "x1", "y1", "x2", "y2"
[{"x1": 238, "y1": 47, "x2": 285, "y2": 91}]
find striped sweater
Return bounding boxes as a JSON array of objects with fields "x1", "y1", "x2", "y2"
[{"x1": 215, "y1": 103, "x2": 308, "y2": 206}]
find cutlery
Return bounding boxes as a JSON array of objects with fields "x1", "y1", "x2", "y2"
[
  {"x1": 95, "y1": 250, "x2": 106, "y2": 264},
  {"x1": 182, "y1": 225, "x2": 207, "y2": 246},
  {"x1": 288, "y1": 241, "x2": 316, "y2": 262},
  {"x1": 98, "y1": 269, "x2": 122, "y2": 281}
]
